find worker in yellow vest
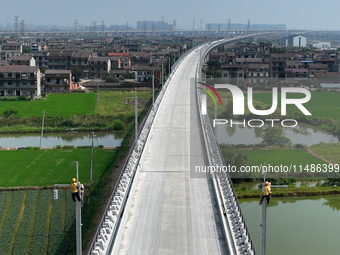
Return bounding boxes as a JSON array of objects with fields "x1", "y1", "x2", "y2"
[
  {"x1": 71, "y1": 178, "x2": 81, "y2": 203},
  {"x1": 260, "y1": 182, "x2": 272, "y2": 204}
]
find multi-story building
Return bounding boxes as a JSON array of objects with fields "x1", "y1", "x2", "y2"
[
  {"x1": 44, "y1": 70, "x2": 72, "y2": 93},
  {"x1": 34, "y1": 52, "x2": 48, "y2": 70},
  {"x1": 46, "y1": 51, "x2": 71, "y2": 70},
  {"x1": 88, "y1": 57, "x2": 111, "y2": 79},
  {"x1": 1, "y1": 43, "x2": 22, "y2": 60},
  {"x1": 128, "y1": 66, "x2": 161, "y2": 85},
  {"x1": 10, "y1": 56, "x2": 36, "y2": 66},
  {"x1": 129, "y1": 53, "x2": 151, "y2": 65},
  {"x1": 307, "y1": 63, "x2": 328, "y2": 76},
  {"x1": 221, "y1": 64, "x2": 244, "y2": 79},
  {"x1": 0, "y1": 65, "x2": 41, "y2": 97},
  {"x1": 270, "y1": 53, "x2": 296, "y2": 77},
  {"x1": 285, "y1": 68, "x2": 308, "y2": 78},
  {"x1": 70, "y1": 52, "x2": 92, "y2": 79},
  {"x1": 286, "y1": 35, "x2": 307, "y2": 47},
  {"x1": 246, "y1": 64, "x2": 269, "y2": 78},
  {"x1": 312, "y1": 42, "x2": 331, "y2": 49}
]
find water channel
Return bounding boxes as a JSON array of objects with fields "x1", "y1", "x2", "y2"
[
  {"x1": 0, "y1": 132, "x2": 123, "y2": 148},
  {"x1": 216, "y1": 122, "x2": 338, "y2": 146},
  {"x1": 219, "y1": 122, "x2": 340, "y2": 254},
  {"x1": 1, "y1": 120, "x2": 336, "y2": 149},
  {"x1": 239, "y1": 195, "x2": 340, "y2": 255}
]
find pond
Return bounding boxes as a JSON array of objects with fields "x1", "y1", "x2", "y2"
[
  {"x1": 216, "y1": 122, "x2": 338, "y2": 146},
  {"x1": 239, "y1": 195, "x2": 340, "y2": 255},
  {"x1": 0, "y1": 132, "x2": 123, "y2": 148}
]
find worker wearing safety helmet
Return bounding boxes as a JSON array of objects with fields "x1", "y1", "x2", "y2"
[
  {"x1": 266, "y1": 181, "x2": 272, "y2": 195},
  {"x1": 260, "y1": 182, "x2": 272, "y2": 205},
  {"x1": 71, "y1": 178, "x2": 81, "y2": 203}
]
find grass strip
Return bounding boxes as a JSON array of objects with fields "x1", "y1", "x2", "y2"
[
  {"x1": 0, "y1": 191, "x2": 24, "y2": 254},
  {"x1": 25, "y1": 191, "x2": 39, "y2": 254},
  {"x1": 236, "y1": 185, "x2": 340, "y2": 198},
  {"x1": 12, "y1": 190, "x2": 38, "y2": 255},
  {"x1": 10, "y1": 191, "x2": 27, "y2": 254},
  {"x1": 28, "y1": 190, "x2": 50, "y2": 255},
  {"x1": 44, "y1": 191, "x2": 53, "y2": 254},
  {"x1": 0, "y1": 191, "x2": 13, "y2": 232}
]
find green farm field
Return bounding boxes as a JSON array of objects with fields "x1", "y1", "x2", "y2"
[
  {"x1": 252, "y1": 92, "x2": 340, "y2": 120},
  {"x1": 0, "y1": 93, "x2": 96, "y2": 117},
  {"x1": 309, "y1": 142, "x2": 340, "y2": 165},
  {"x1": 210, "y1": 91, "x2": 340, "y2": 120},
  {"x1": 95, "y1": 90, "x2": 153, "y2": 116},
  {"x1": 243, "y1": 149, "x2": 325, "y2": 167},
  {"x1": 0, "y1": 90, "x2": 153, "y2": 118},
  {"x1": 233, "y1": 149, "x2": 330, "y2": 179},
  {"x1": 0, "y1": 149, "x2": 115, "y2": 187},
  {"x1": 0, "y1": 189, "x2": 75, "y2": 255}
]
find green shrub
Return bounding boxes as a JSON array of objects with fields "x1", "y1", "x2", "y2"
[
  {"x1": 62, "y1": 145, "x2": 75, "y2": 149},
  {"x1": 111, "y1": 119, "x2": 125, "y2": 131},
  {"x1": 55, "y1": 145, "x2": 62, "y2": 149},
  {"x1": 60, "y1": 120, "x2": 76, "y2": 127},
  {"x1": 3, "y1": 108, "x2": 18, "y2": 117},
  {"x1": 76, "y1": 145, "x2": 91, "y2": 149},
  {"x1": 17, "y1": 95, "x2": 30, "y2": 101},
  {"x1": 104, "y1": 75, "x2": 118, "y2": 83},
  {"x1": 25, "y1": 146, "x2": 33, "y2": 150}
]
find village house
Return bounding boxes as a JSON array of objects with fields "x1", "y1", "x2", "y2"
[
  {"x1": 10, "y1": 56, "x2": 36, "y2": 66},
  {"x1": 0, "y1": 65, "x2": 41, "y2": 97},
  {"x1": 44, "y1": 69, "x2": 72, "y2": 93}
]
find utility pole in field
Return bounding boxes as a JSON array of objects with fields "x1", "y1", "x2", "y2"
[
  {"x1": 90, "y1": 132, "x2": 97, "y2": 182},
  {"x1": 39, "y1": 109, "x2": 46, "y2": 150},
  {"x1": 260, "y1": 165, "x2": 288, "y2": 255}
]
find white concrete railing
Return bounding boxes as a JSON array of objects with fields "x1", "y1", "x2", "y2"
[
  {"x1": 87, "y1": 44, "x2": 199, "y2": 255},
  {"x1": 196, "y1": 36, "x2": 259, "y2": 255},
  {"x1": 89, "y1": 34, "x2": 264, "y2": 255}
]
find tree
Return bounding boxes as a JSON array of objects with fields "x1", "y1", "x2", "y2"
[
  {"x1": 217, "y1": 45, "x2": 225, "y2": 52},
  {"x1": 104, "y1": 75, "x2": 118, "y2": 83},
  {"x1": 270, "y1": 47, "x2": 284, "y2": 54},
  {"x1": 261, "y1": 127, "x2": 291, "y2": 147},
  {"x1": 234, "y1": 151, "x2": 248, "y2": 168},
  {"x1": 325, "y1": 178, "x2": 340, "y2": 186},
  {"x1": 71, "y1": 67, "x2": 84, "y2": 82},
  {"x1": 22, "y1": 46, "x2": 32, "y2": 53},
  {"x1": 124, "y1": 73, "x2": 135, "y2": 79},
  {"x1": 213, "y1": 70, "x2": 222, "y2": 78},
  {"x1": 3, "y1": 108, "x2": 18, "y2": 117},
  {"x1": 207, "y1": 59, "x2": 221, "y2": 71},
  {"x1": 221, "y1": 101, "x2": 234, "y2": 118},
  {"x1": 206, "y1": 59, "x2": 222, "y2": 77}
]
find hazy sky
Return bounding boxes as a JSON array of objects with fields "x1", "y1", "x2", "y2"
[{"x1": 2, "y1": 0, "x2": 340, "y2": 30}]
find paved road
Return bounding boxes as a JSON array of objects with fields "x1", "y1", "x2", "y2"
[{"x1": 112, "y1": 46, "x2": 228, "y2": 255}]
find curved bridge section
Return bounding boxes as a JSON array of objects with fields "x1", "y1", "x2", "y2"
[{"x1": 89, "y1": 35, "x2": 258, "y2": 255}]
